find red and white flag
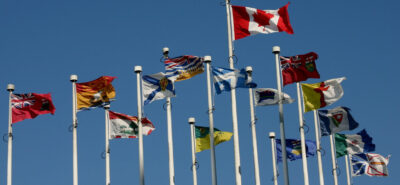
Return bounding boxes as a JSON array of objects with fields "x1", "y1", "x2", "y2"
[
  {"x1": 11, "y1": 93, "x2": 56, "y2": 123},
  {"x1": 108, "y1": 111, "x2": 155, "y2": 139},
  {"x1": 231, "y1": 3, "x2": 293, "y2": 40}
]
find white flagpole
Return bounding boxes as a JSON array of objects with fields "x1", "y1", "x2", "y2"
[
  {"x1": 313, "y1": 110, "x2": 325, "y2": 185},
  {"x1": 296, "y1": 83, "x2": 310, "y2": 185},
  {"x1": 272, "y1": 46, "x2": 290, "y2": 185},
  {"x1": 269, "y1": 132, "x2": 278, "y2": 185},
  {"x1": 135, "y1": 66, "x2": 145, "y2": 185},
  {"x1": 163, "y1": 47, "x2": 176, "y2": 185},
  {"x1": 329, "y1": 134, "x2": 339, "y2": 185},
  {"x1": 6, "y1": 84, "x2": 14, "y2": 185},
  {"x1": 204, "y1": 56, "x2": 218, "y2": 185},
  {"x1": 345, "y1": 155, "x2": 351, "y2": 185},
  {"x1": 246, "y1": 67, "x2": 261, "y2": 185},
  {"x1": 188, "y1": 117, "x2": 198, "y2": 185},
  {"x1": 104, "y1": 105, "x2": 111, "y2": 185},
  {"x1": 224, "y1": 1, "x2": 242, "y2": 184},
  {"x1": 348, "y1": 154, "x2": 354, "y2": 179},
  {"x1": 70, "y1": 75, "x2": 79, "y2": 185}
]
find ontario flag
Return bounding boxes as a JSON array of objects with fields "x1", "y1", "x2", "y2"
[
  {"x1": 231, "y1": 3, "x2": 293, "y2": 40},
  {"x1": 11, "y1": 93, "x2": 56, "y2": 123},
  {"x1": 281, "y1": 52, "x2": 320, "y2": 86}
]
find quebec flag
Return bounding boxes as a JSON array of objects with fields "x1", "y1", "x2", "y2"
[
  {"x1": 142, "y1": 72, "x2": 175, "y2": 105},
  {"x1": 212, "y1": 66, "x2": 257, "y2": 94}
]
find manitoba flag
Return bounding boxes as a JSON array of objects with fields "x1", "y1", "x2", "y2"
[
  {"x1": 11, "y1": 93, "x2": 56, "y2": 123},
  {"x1": 231, "y1": 3, "x2": 293, "y2": 40}
]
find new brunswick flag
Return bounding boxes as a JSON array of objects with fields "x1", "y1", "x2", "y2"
[
  {"x1": 195, "y1": 126, "x2": 233, "y2": 153},
  {"x1": 76, "y1": 76, "x2": 116, "y2": 110}
]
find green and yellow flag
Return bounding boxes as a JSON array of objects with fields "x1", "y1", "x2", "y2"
[
  {"x1": 195, "y1": 126, "x2": 233, "y2": 153},
  {"x1": 76, "y1": 76, "x2": 116, "y2": 110}
]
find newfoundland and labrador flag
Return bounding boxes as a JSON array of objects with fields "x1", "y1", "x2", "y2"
[
  {"x1": 164, "y1": 55, "x2": 204, "y2": 82},
  {"x1": 212, "y1": 66, "x2": 257, "y2": 94},
  {"x1": 280, "y1": 52, "x2": 320, "y2": 86},
  {"x1": 76, "y1": 76, "x2": 116, "y2": 110},
  {"x1": 318, "y1": 106, "x2": 359, "y2": 136},
  {"x1": 142, "y1": 72, "x2": 175, "y2": 105},
  {"x1": 108, "y1": 111, "x2": 155, "y2": 139},
  {"x1": 351, "y1": 153, "x2": 390, "y2": 177},
  {"x1": 230, "y1": 3, "x2": 293, "y2": 40},
  {"x1": 11, "y1": 93, "x2": 56, "y2": 123},
  {"x1": 254, "y1": 88, "x2": 294, "y2": 106},
  {"x1": 335, "y1": 129, "x2": 375, "y2": 158},
  {"x1": 302, "y1": 77, "x2": 345, "y2": 112},
  {"x1": 276, "y1": 139, "x2": 317, "y2": 162},
  {"x1": 195, "y1": 126, "x2": 233, "y2": 153}
]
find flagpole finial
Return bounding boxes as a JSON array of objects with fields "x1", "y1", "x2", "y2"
[
  {"x1": 269, "y1": 132, "x2": 276, "y2": 138},
  {"x1": 104, "y1": 104, "x2": 110, "y2": 109},
  {"x1": 272, "y1": 46, "x2": 280, "y2": 54},
  {"x1": 70, "y1": 75, "x2": 78, "y2": 82},
  {"x1": 163, "y1": 47, "x2": 169, "y2": 58},
  {"x1": 188, "y1": 117, "x2": 195, "y2": 124},
  {"x1": 204, "y1": 55, "x2": 212, "y2": 63},
  {"x1": 245, "y1": 66, "x2": 253, "y2": 73},
  {"x1": 134, "y1": 66, "x2": 142, "y2": 73},
  {"x1": 6, "y1": 84, "x2": 14, "y2": 92}
]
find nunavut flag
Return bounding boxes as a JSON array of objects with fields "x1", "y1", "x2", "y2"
[
  {"x1": 76, "y1": 76, "x2": 116, "y2": 110},
  {"x1": 302, "y1": 77, "x2": 345, "y2": 112},
  {"x1": 281, "y1": 52, "x2": 320, "y2": 86},
  {"x1": 11, "y1": 93, "x2": 56, "y2": 123}
]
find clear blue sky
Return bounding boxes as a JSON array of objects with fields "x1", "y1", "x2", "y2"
[{"x1": 0, "y1": 0, "x2": 398, "y2": 185}]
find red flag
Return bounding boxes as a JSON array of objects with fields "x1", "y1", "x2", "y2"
[
  {"x1": 231, "y1": 3, "x2": 293, "y2": 40},
  {"x1": 280, "y1": 52, "x2": 320, "y2": 86},
  {"x1": 11, "y1": 93, "x2": 56, "y2": 123}
]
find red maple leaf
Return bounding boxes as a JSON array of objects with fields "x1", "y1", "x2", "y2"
[{"x1": 252, "y1": 9, "x2": 274, "y2": 28}]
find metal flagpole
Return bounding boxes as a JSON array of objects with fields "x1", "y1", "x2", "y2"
[
  {"x1": 104, "y1": 105, "x2": 111, "y2": 185},
  {"x1": 269, "y1": 132, "x2": 278, "y2": 185},
  {"x1": 296, "y1": 83, "x2": 310, "y2": 185},
  {"x1": 204, "y1": 56, "x2": 218, "y2": 185},
  {"x1": 135, "y1": 66, "x2": 145, "y2": 185},
  {"x1": 6, "y1": 84, "x2": 14, "y2": 185},
  {"x1": 348, "y1": 154, "x2": 354, "y2": 183},
  {"x1": 70, "y1": 75, "x2": 79, "y2": 185},
  {"x1": 272, "y1": 46, "x2": 290, "y2": 185},
  {"x1": 345, "y1": 155, "x2": 351, "y2": 185},
  {"x1": 188, "y1": 117, "x2": 198, "y2": 185},
  {"x1": 224, "y1": 1, "x2": 242, "y2": 184},
  {"x1": 246, "y1": 66, "x2": 261, "y2": 185},
  {"x1": 163, "y1": 47, "x2": 176, "y2": 185},
  {"x1": 313, "y1": 110, "x2": 325, "y2": 185},
  {"x1": 329, "y1": 134, "x2": 339, "y2": 185}
]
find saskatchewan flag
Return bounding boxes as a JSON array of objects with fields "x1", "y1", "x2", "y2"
[
  {"x1": 335, "y1": 129, "x2": 375, "y2": 158},
  {"x1": 195, "y1": 126, "x2": 233, "y2": 153}
]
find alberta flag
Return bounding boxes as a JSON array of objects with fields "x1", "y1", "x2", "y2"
[
  {"x1": 254, "y1": 88, "x2": 294, "y2": 106},
  {"x1": 276, "y1": 139, "x2": 317, "y2": 162},
  {"x1": 351, "y1": 153, "x2": 390, "y2": 177},
  {"x1": 142, "y1": 72, "x2": 175, "y2": 105},
  {"x1": 335, "y1": 129, "x2": 375, "y2": 157},
  {"x1": 318, "y1": 106, "x2": 359, "y2": 136},
  {"x1": 212, "y1": 66, "x2": 257, "y2": 94}
]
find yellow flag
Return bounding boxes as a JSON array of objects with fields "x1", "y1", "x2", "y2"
[
  {"x1": 76, "y1": 76, "x2": 116, "y2": 110},
  {"x1": 195, "y1": 126, "x2": 233, "y2": 153}
]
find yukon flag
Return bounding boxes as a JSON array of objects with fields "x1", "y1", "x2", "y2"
[
  {"x1": 108, "y1": 111, "x2": 155, "y2": 139},
  {"x1": 335, "y1": 129, "x2": 375, "y2": 158},
  {"x1": 231, "y1": 3, "x2": 293, "y2": 40}
]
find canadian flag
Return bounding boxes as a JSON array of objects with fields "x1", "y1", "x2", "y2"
[{"x1": 231, "y1": 3, "x2": 294, "y2": 40}]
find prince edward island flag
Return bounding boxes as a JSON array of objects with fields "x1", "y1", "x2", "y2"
[{"x1": 318, "y1": 106, "x2": 359, "y2": 136}]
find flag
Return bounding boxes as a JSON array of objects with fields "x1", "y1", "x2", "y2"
[
  {"x1": 195, "y1": 126, "x2": 233, "y2": 153},
  {"x1": 276, "y1": 139, "x2": 317, "y2": 162},
  {"x1": 212, "y1": 66, "x2": 257, "y2": 94},
  {"x1": 254, "y1": 88, "x2": 294, "y2": 106},
  {"x1": 351, "y1": 153, "x2": 390, "y2": 177},
  {"x1": 302, "y1": 77, "x2": 345, "y2": 112},
  {"x1": 335, "y1": 129, "x2": 375, "y2": 157},
  {"x1": 318, "y1": 106, "x2": 359, "y2": 136},
  {"x1": 108, "y1": 111, "x2": 155, "y2": 139},
  {"x1": 11, "y1": 93, "x2": 56, "y2": 123},
  {"x1": 142, "y1": 72, "x2": 175, "y2": 105},
  {"x1": 164, "y1": 55, "x2": 204, "y2": 82},
  {"x1": 281, "y1": 52, "x2": 320, "y2": 86},
  {"x1": 76, "y1": 76, "x2": 116, "y2": 110},
  {"x1": 231, "y1": 3, "x2": 293, "y2": 40}
]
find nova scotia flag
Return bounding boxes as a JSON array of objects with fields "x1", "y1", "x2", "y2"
[
  {"x1": 212, "y1": 67, "x2": 257, "y2": 94},
  {"x1": 142, "y1": 72, "x2": 175, "y2": 105}
]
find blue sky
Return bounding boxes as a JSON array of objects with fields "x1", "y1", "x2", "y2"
[{"x1": 0, "y1": 0, "x2": 398, "y2": 185}]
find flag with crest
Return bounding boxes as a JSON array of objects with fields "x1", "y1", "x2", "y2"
[
  {"x1": 276, "y1": 139, "x2": 316, "y2": 162},
  {"x1": 335, "y1": 129, "x2": 375, "y2": 157},
  {"x1": 280, "y1": 52, "x2": 320, "y2": 86},
  {"x1": 11, "y1": 93, "x2": 56, "y2": 123},
  {"x1": 108, "y1": 111, "x2": 155, "y2": 139},
  {"x1": 76, "y1": 76, "x2": 116, "y2": 110},
  {"x1": 164, "y1": 55, "x2": 204, "y2": 82},
  {"x1": 318, "y1": 106, "x2": 359, "y2": 136},
  {"x1": 142, "y1": 72, "x2": 175, "y2": 105}
]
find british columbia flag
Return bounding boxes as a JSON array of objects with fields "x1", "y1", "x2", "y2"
[{"x1": 164, "y1": 55, "x2": 204, "y2": 82}]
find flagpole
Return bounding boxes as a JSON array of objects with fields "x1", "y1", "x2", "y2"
[
  {"x1": 269, "y1": 132, "x2": 278, "y2": 185},
  {"x1": 225, "y1": 1, "x2": 242, "y2": 184},
  {"x1": 135, "y1": 66, "x2": 145, "y2": 185},
  {"x1": 329, "y1": 134, "x2": 339, "y2": 185},
  {"x1": 70, "y1": 74, "x2": 79, "y2": 185},
  {"x1": 204, "y1": 56, "x2": 218, "y2": 185},
  {"x1": 163, "y1": 47, "x2": 176, "y2": 185},
  {"x1": 104, "y1": 105, "x2": 111, "y2": 185},
  {"x1": 313, "y1": 110, "x2": 325, "y2": 185},
  {"x1": 296, "y1": 83, "x2": 310, "y2": 185},
  {"x1": 348, "y1": 154, "x2": 354, "y2": 181},
  {"x1": 272, "y1": 46, "x2": 290, "y2": 185},
  {"x1": 345, "y1": 155, "x2": 351, "y2": 185},
  {"x1": 6, "y1": 84, "x2": 14, "y2": 185},
  {"x1": 188, "y1": 117, "x2": 198, "y2": 185},
  {"x1": 246, "y1": 67, "x2": 261, "y2": 185}
]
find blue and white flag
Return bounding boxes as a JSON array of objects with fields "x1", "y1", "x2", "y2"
[
  {"x1": 164, "y1": 55, "x2": 204, "y2": 82},
  {"x1": 254, "y1": 88, "x2": 294, "y2": 106},
  {"x1": 318, "y1": 106, "x2": 359, "y2": 136},
  {"x1": 142, "y1": 72, "x2": 175, "y2": 105},
  {"x1": 212, "y1": 67, "x2": 257, "y2": 94},
  {"x1": 276, "y1": 139, "x2": 317, "y2": 162},
  {"x1": 351, "y1": 153, "x2": 390, "y2": 177}
]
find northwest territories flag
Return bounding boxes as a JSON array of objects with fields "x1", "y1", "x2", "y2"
[
  {"x1": 276, "y1": 139, "x2": 317, "y2": 162},
  {"x1": 254, "y1": 88, "x2": 294, "y2": 106},
  {"x1": 212, "y1": 67, "x2": 257, "y2": 94},
  {"x1": 351, "y1": 153, "x2": 390, "y2": 177},
  {"x1": 164, "y1": 55, "x2": 204, "y2": 82},
  {"x1": 335, "y1": 129, "x2": 375, "y2": 157},
  {"x1": 108, "y1": 111, "x2": 155, "y2": 139},
  {"x1": 142, "y1": 72, "x2": 175, "y2": 105},
  {"x1": 318, "y1": 106, "x2": 359, "y2": 136},
  {"x1": 195, "y1": 126, "x2": 233, "y2": 153}
]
